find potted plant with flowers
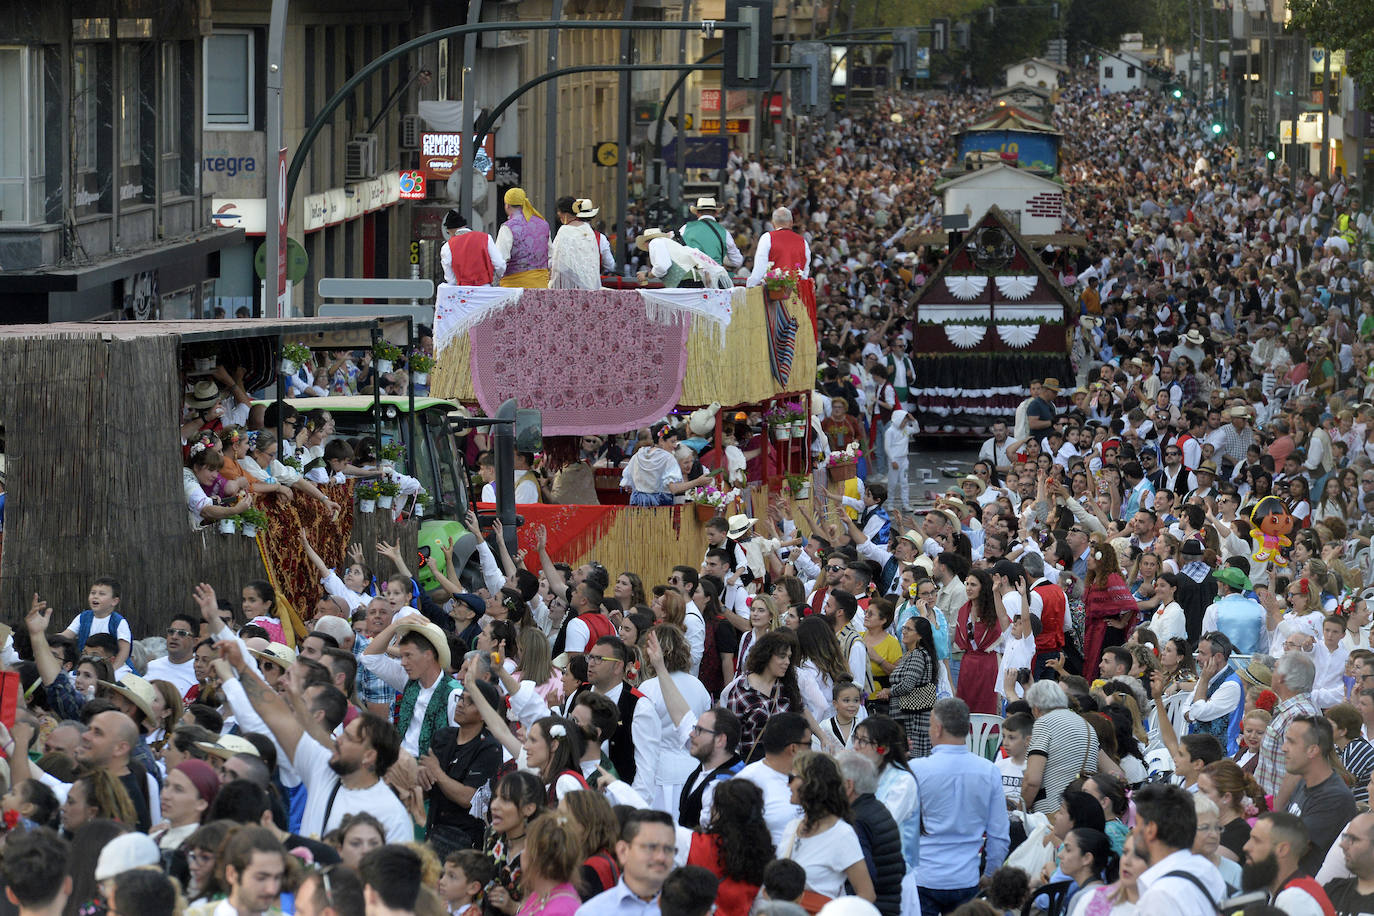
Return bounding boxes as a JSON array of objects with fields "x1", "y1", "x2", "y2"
[
  {"x1": 281, "y1": 342, "x2": 311, "y2": 377},
  {"x1": 684, "y1": 483, "x2": 732, "y2": 523},
  {"x1": 238, "y1": 507, "x2": 270, "y2": 539},
  {"x1": 413, "y1": 490, "x2": 434, "y2": 518},
  {"x1": 379, "y1": 442, "x2": 405, "y2": 469},
  {"x1": 823, "y1": 442, "x2": 862, "y2": 483},
  {"x1": 763, "y1": 268, "x2": 797, "y2": 302},
  {"x1": 373, "y1": 340, "x2": 403, "y2": 375},
  {"x1": 764, "y1": 404, "x2": 794, "y2": 440},
  {"x1": 376, "y1": 477, "x2": 401, "y2": 510},
  {"x1": 356, "y1": 480, "x2": 380, "y2": 513},
  {"x1": 409, "y1": 353, "x2": 435, "y2": 387}
]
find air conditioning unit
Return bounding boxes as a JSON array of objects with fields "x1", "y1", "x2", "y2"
[
  {"x1": 400, "y1": 114, "x2": 422, "y2": 150},
  {"x1": 345, "y1": 133, "x2": 379, "y2": 181}
]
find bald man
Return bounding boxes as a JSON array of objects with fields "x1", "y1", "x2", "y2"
[
  {"x1": 746, "y1": 207, "x2": 812, "y2": 287},
  {"x1": 9, "y1": 710, "x2": 159, "y2": 832}
]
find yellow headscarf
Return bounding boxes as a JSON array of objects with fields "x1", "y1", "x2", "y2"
[{"x1": 503, "y1": 187, "x2": 542, "y2": 222}]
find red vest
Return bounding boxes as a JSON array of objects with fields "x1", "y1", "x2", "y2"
[
  {"x1": 1281, "y1": 876, "x2": 1335, "y2": 916},
  {"x1": 767, "y1": 229, "x2": 806, "y2": 271},
  {"x1": 580, "y1": 611, "x2": 616, "y2": 645},
  {"x1": 446, "y1": 231, "x2": 495, "y2": 285},
  {"x1": 1032, "y1": 581, "x2": 1066, "y2": 652},
  {"x1": 808, "y1": 587, "x2": 829, "y2": 617}
]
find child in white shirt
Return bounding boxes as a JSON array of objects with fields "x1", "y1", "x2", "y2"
[
  {"x1": 996, "y1": 613, "x2": 1038, "y2": 707},
  {"x1": 996, "y1": 712, "x2": 1034, "y2": 809}
]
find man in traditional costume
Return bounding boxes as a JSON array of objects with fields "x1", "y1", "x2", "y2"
[
  {"x1": 635, "y1": 228, "x2": 732, "y2": 289},
  {"x1": 495, "y1": 188, "x2": 551, "y2": 288},
  {"x1": 746, "y1": 206, "x2": 812, "y2": 286},
  {"x1": 678, "y1": 197, "x2": 743, "y2": 270},
  {"x1": 439, "y1": 209, "x2": 505, "y2": 286}
]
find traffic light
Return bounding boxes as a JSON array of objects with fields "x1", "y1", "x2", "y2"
[
  {"x1": 931, "y1": 19, "x2": 949, "y2": 53},
  {"x1": 1210, "y1": 121, "x2": 1224, "y2": 135},
  {"x1": 724, "y1": 0, "x2": 774, "y2": 89},
  {"x1": 952, "y1": 21, "x2": 971, "y2": 51},
  {"x1": 1172, "y1": 88, "x2": 1183, "y2": 99},
  {"x1": 790, "y1": 41, "x2": 829, "y2": 112},
  {"x1": 1266, "y1": 149, "x2": 1276, "y2": 160}
]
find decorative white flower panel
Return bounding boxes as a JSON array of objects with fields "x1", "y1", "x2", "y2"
[
  {"x1": 997, "y1": 324, "x2": 1039, "y2": 348},
  {"x1": 994, "y1": 275, "x2": 1037, "y2": 300},
  {"x1": 944, "y1": 275, "x2": 988, "y2": 301},
  {"x1": 945, "y1": 324, "x2": 988, "y2": 349}
]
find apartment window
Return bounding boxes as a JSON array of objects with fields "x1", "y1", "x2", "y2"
[
  {"x1": 73, "y1": 43, "x2": 113, "y2": 216},
  {"x1": 0, "y1": 47, "x2": 45, "y2": 224},
  {"x1": 119, "y1": 44, "x2": 142, "y2": 167},
  {"x1": 1104, "y1": 66, "x2": 1114, "y2": 79},
  {"x1": 204, "y1": 31, "x2": 253, "y2": 127},
  {"x1": 1127, "y1": 65, "x2": 1137, "y2": 78},
  {"x1": 160, "y1": 41, "x2": 195, "y2": 197}
]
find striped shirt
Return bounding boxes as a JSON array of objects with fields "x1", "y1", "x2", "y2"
[
  {"x1": 1342, "y1": 737, "x2": 1374, "y2": 804},
  {"x1": 1254, "y1": 693, "x2": 1321, "y2": 797}
]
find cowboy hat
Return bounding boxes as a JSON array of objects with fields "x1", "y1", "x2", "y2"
[
  {"x1": 1211, "y1": 566, "x2": 1251, "y2": 591},
  {"x1": 185, "y1": 380, "x2": 221, "y2": 409},
  {"x1": 1196, "y1": 460, "x2": 1218, "y2": 475},
  {"x1": 960, "y1": 474, "x2": 987, "y2": 496},
  {"x1": 1228, "y1": 406, "x2": 1251, "y2": 418},
  {"x1": 896, "y1": 529, "x2": 926, "y2": 552},
  {"x1": 1080, "y1": 315, "x2": 1102, "y2": 329},
  {"x1": 1041, "y1": 377, "x2": 1062, "y2": 393},
  {"x1": 727, "y1": 514, "x2": 755, "y2": 539},
  {"x1": 1185, "y1": 329, "x2": 1205, "y2": 346},
  {"x1": 395, "y1": 618, "x2": 452, "y2": 670},
  {"x1": 691, "y1": 197, "x2": 720, "y2": 212},
  {"x1": 97, "y1": 674, "x2": 158, "y2": 723},
  {"x1": 196, "y1": 734, "x2": 262, "y2": 760},
  {"x1": 573, "y1": 198, "x2": 600, "y2": 219},
  {"x1": 635, "y1": 228, "x2": 674, "y2": 251},
  {"x1": 248, "y1": 642, "x2": 298, "y2": 669}
]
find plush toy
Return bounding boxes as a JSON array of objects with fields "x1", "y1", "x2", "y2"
[{"x1": 1250, "y1": 495, "x2": 1295, "y2": 566}]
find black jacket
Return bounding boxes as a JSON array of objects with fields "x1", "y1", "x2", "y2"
[{"x1": 850, "y1": 792, "x2": 905, "y2": 916}]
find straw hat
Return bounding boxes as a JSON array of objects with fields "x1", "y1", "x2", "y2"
[
  {"x1": 196, "y1": 734, "x2": 262, "y2": 760},
  {"x1": 635, "y1": 228, "x2": 674, "y2": 251},
  {"x1": 1041, "y1": 378, "x2": 1062, "y2": 393},
  {"x1": 727, "y1": 514, "x2": 756, "y2": 539},
  {"x1": 97, "y1": 674, "x2": 158, "y2": 723},
  {"x1": 960, "y1": 474, "x2": 987, "y2": 496},
  {"x1": 691, "y1": 197, "x2": 720, "y2": 213},
  {"x1": 1185, "y1": 329, "x2": 1205, "y2": 346},
  {"x1": 1196, "y1": 460, "x2": 1218, "y2": 475},
  {"x1": 396, "y1": 618, "x2": 452, "y2": 670},
  {"x1": 185, "y1": 380, "x2": 221, "y2": 409},
  {"x1": 895, "y1": 529, "x2": 926, "y2": 552},
  {"x1": 573, "y1": 198, "x2": 599, "y2": 219},
  {"x1": 249, "y1": 642, "x2": 297, "y2": 669},
  {"x1": 1238, "y1": 660, "x2": 1272, "y2": 690}
]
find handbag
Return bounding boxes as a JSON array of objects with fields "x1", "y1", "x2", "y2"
[{"x1": 895, "y1": 680, "x2": 937, "y2": 712}]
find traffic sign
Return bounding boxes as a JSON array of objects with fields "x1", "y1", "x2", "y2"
[
  {"x1": 593, "y1": 141, "x2": 619, "y2": 167},
  {"x1": 256, "y1": 237, "x2": 309, "y2": 283}
]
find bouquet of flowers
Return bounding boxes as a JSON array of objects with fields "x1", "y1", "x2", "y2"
[
  {"x1": 764, "y1": 401, "x2": 805, "y2": 425},
  {"x1": 823, "y1": 442, "x2": 863, "y2": 468},
  {"x1": 684, "y1": 484, "x2": 738, "y2": 508},
  {"x1": 282, "y1": 342, "x2": 312, "y2": 366},
  {"x1": 763, "y1": 267, "x2": 798, "y2": 293}
]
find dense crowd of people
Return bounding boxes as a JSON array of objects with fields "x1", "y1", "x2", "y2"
[{"x1": 32, "y1": 59, "x2": 1374, "y2": 916}]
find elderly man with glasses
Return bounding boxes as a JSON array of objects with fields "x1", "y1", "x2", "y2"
[{"x1": 1181, "y1": 629, "x2": 1246, "y2": 754}]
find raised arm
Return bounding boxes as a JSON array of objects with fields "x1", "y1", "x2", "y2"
[
  {"x1": 25, "y1": 596, "x2": 62, "y2": 688},
  {"x1": 218, "y1": 640, "x2": 305, "y2": 761},
  {"x1": 377, "y1": 540, "x2": 413, "y2": 580},
  {"x1": 491, "y1": 519, "x2": 519, "y2": 580},
  {"x1": 534, "y1": 524, "x2": 570, "y2": 597},
  {"x1": 300, "y1": 530, "x2": 333, "y2": 577},
  {"x1": 463, "y1": 667, "x2": 521, "y2": 757},
  {"x1": 644, "y1": 632, "x2": 692, "y2": 727}
]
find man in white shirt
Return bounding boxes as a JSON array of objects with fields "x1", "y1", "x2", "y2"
[
  {"x1": 360, "y1": 618, "x2": 460, "y2": 758},
  {"x1": 979, "y1": 421, "x2": 1012, "y2": 472},
  {"x1": 218, "y1": 640, "x2": 412, "y2": 843},
  {"x1": 144, "y1": 612, "x2": 200, "y2": 698},
  {"x1": 737, "y1": 713, "x2": 809, "y2": 847},
  {"x1": 1134, "y1": 782, "x2": 1227, "y2": 916}
]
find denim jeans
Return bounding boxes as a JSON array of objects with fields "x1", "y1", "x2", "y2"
[{"x1": 917, "y1": 885, "x2": 981, "y2": 916}]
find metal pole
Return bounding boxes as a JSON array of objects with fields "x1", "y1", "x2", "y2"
[
  {"x1": 494, "y1": 399, "x2": 519, "y2": 557},
  {"x1": 1320, "y1": 46, "x2": 1330, "y2": 183},
  {"x1": 406, "y1": 317, "x2": 416, "y2": 477},
  {"x1": 616, "y1": 0, "x2": 633, "y2": 268},
  {"x1": 285, "y1": 20, "x2": 747, "y2": 213},
  {"x1": 265, "y1": 0, "x2": 289, "y2": 317},
  {"x1": 1291, "y1": 33, "x2": 1302, "y2": 188},
  {"x1": 544, "y1": 0, "x2": 564, "y2": 213},
  {"x1": 458, "y1": 0, "x2": 483, "y2": 224},
  {"x1": 675, "y1": 1, "x2": 691, "y2": 216}
]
